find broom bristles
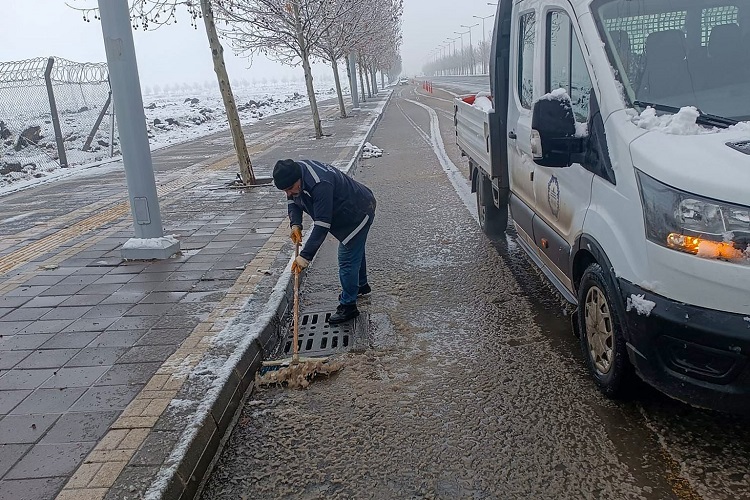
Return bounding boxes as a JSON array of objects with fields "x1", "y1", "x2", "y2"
[{"x1": 255, "y1": 359, "x2": 344, "y2": 389}]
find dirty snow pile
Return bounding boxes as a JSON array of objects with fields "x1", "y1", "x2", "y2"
[
  {"x1": 0, "y1": 83, "x2": 340, "y2": 188},
  {"x1": 626, "y1": 294, "x2": 656, "y2": 316},
  {"x1": 361, "y1": 142, "x2": 383, "y2": 159}
]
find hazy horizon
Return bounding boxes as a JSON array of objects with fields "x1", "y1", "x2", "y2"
[{"x1": 0, "y1": 1, "x2": 498, "y2": 85}]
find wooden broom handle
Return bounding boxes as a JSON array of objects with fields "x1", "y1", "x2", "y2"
[{"x1": 292, "y1": 242, "x2": 300, "y2": 363}]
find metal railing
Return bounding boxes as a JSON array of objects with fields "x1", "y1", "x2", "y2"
[{"x1": 0, "y1": 57, "x2": 116, "y2": 180}]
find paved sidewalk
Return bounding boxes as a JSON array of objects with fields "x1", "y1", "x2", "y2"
[{"x1": 0, "y1": 91, "x2": 391, "y2": 500}]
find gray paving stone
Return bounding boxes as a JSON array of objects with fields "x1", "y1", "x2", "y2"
[
  {"x1": 80, "y1": 304, "x2": 133, "y2": 318},
  {"x1": 125, "y1": 303, "x2": 176, "y2": 317},
  {"x1": 17, "y1": 320, "x2": 74, "y2": 335},
  {"x1": 9, "y1": 388, "x2": 87, "y2": 415},
  {"x1": 117, "y1": 282, "x2": 161, "y2": 295},
  {"x1": 134, "y1": 329, "x2": 190, "y2": 346},
  {"x1": 61, "y1": 317, "x2": 118, "y2": 333},
  {"x1": 99, "y1": 291, "x2": 146, "y2": 305},
  {"x1": 0, "y1": 297, "x2": 31, "y2": 309},
  {"x1": 56, "y1": 275, "x2": 100, "y2": 287},
  {"x1": 0, "y1": 370, "x2": 55, "y2": 390},
  {"x1": 116, "y1": 345, "x2": 175, "y2": 365},
  {"x1": 19, "y1": 275, "x2": 65, "y2": 287},
  {"x1": 128, "y1": 272, "x2": 172, "y2": 283},
  {"x1": 0, "y1": 391, "x2": 32, "y2": 415},
  {"x1": 38, "y1": 284, "x2": 87, "y2": 297},
  {"x1": 0, "y1": 308, "x2": 53, "y2": 323},
  {"x1": 153, "y1": 315, "x2": 200, "y2": 332},
  {"x1": 4, "y1": 442, "x2": 93, "y2": 479},
  {"x1": 40, "y1": 306, "x2": 93, "y2": 322},
  {"x1": 0, "y1": 414, "x2": 59, "y2": 444},
  {"x1": 58, "y1": 294, "x2": 107, "y2": 307},
  {"x1": 70, "y1": 384, "x2": 143, "y2": 411},
  {"x1": 153, "y1": 280, "x2": 198, "y2": 293},
  {"x1": 0, "y1": 335, "x2": 54, "y2": 351},
  {"x1": 0, "y1": 351, "x2": 31, "y2": 370},
  {"x1": 91, "y1": 274, "x2": 134, "y2": 285},
  {"x1": 77, "y1": 283, "x2": 125, "y2": 296},
  {"x1": 40, "y1": 331, "x2": 99, "y2": 350},
  {"x1": 139, "y1": 292, "x2": 187, "y2": 304},
  {"x1": 107, "y1": 316, "x2": 160, "y2": 331},
  {"x1": 95, "y1": 362, "x2": 161, "y2": 386},
  {"x1": 14, "y1": 349, "x2": 79, "y2": 370},
  {"x1": 21, "y1": 296, "x2": 67, "y2": 308},
  {"x1": 65, "y1": 347, "x2": 128, "y2": 367},
  {"x1": 5, "y1": 286, "x2": 50, "y2": 298},
  {"x1": 88, "y1": 330, "x2": 146, "y2": 348},
  {"x1": 39, "y1": 410, "x2": 119, "y2": 444},
  {"x1": 0, "y1": 322, "x2": 34, "y2": 336},
  {"x1": 0, "y1": 309, "x2": 10, "y2": 320},
  {"x1": 40, "y1": 366, "x2": 109, "y2": 389},
  {"x1": 0, "y1": 443, "x2": 31, "y2": 477},
  {"x1": 0, "y1": 477, "x2": 67, "y2": 500}
]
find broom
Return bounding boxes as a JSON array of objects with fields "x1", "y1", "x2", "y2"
[{"x1": 256, "y1": 241, "x2": 343, "y2": 389}]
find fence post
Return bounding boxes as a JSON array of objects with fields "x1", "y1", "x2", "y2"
[
  {"x1": 82, "y1": 91, "x2": 112, "y2": 151},
  {"x1": 44, "y1": 57, "x2": 68, "y2": 168}
]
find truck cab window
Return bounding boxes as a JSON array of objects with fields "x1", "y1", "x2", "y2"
[
  {"x1": 546, "y1": 10, "x2": 593, "y2": 122},
  {"x1": 518, "y1": 12, "x2": 536, "y2": 109}
]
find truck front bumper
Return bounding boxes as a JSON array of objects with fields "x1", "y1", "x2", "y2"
[{"x1": 618, "y1": 279, "x2": 750, "y2": 414}]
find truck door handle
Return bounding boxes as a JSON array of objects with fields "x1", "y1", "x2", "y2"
[{"x1": 508, "y1": 131, "x2": 517, "y2": 140}]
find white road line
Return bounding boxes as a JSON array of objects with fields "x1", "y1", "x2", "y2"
[{"x1": 403, "y1": 98, "x2": 478, "y2": 223}]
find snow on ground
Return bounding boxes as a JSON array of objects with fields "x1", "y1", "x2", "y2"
[
  {"x1": 0, "y1": 82, "x2": 343, "y2": 189},
  {"x1": 361, "y1": 142, "x2": 383, "y2": 159}
]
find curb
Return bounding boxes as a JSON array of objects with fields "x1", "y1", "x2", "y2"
[{"x1": 140, "y1": 91, "x2": 393, "y2": 500}]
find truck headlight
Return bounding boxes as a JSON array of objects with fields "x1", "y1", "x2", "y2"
[{"x1": 636, "y1": 170, "x2": 749, "y2": 262}]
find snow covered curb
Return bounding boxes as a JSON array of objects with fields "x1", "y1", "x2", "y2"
[{"x1": 135, "y1": 90, "x2": 393, "y2": 500}]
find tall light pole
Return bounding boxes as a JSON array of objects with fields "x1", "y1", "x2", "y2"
[
  {"x1": 454, "y1": 30, "x2": 468, "y2": 75},
  {"x1": 473, "y1": 14, "x2": 494, "y2": 74},
  {"x1": 461, "y1": 23, "x2": 480, "y2": 75}
]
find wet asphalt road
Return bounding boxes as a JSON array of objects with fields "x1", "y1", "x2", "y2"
[{"x1": 201, "y1": 86, "x2": 750, "y2": 499}]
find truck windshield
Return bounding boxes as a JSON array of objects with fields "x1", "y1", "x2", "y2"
[{"x1": 592, "y1": 0, "x2": 750, "y2": 122}]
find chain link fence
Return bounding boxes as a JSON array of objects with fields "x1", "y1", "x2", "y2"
[{"x1": 0, "y1": 57, "x2": 118, "y2": 183}]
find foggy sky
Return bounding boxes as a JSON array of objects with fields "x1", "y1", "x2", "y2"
[{"x1": 0, "y1": 1, "x2": 498, "y2": 84}]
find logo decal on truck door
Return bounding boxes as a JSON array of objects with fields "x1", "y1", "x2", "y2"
[{"x1": 548, "y1": 175, "x2": 560, "y2": 219}]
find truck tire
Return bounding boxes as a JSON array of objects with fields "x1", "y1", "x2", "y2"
[
  {"x1": 476, "y1": 173, "x2": 508, "y2": 236},
  {"x1": 577, "y1": 263, "x2": 632, "y2": 398}
]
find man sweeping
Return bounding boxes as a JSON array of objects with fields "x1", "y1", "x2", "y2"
[{"x1": 272, "y1": 159, "x2": 376, "y2": 324}]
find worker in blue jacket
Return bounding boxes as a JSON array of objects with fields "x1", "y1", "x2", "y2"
[{"x1": 272, "y1": 159, "x2": 376, "y2": 324}]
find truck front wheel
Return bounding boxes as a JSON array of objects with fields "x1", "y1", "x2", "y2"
[
  {"x1": 577, "y1": 263, "x2": 632, "y2": 397},
  {"x1": 476, "y1": 173, "x2": 508, "y2": 236}
]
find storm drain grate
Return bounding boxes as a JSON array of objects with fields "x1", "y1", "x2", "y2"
[{"x1": 281, "y1": 311, "x2": 363, "y2": 356}]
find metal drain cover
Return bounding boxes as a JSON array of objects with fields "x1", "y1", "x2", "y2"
[{"x1": 281, "y1": 311, "x2": 367, "y2": 356}]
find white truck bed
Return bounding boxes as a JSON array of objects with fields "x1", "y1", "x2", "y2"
[{"x1": 454, "y1": 95, "x2": 492, "y2": 175}]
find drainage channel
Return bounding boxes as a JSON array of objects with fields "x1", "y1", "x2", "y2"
[{"x1": 280, "y1": 310, "x2": 369, "y2": 357}]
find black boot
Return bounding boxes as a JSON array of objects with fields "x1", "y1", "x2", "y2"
[
  {"x1": 329, "y1": 303, "x2": 359, "y2": 324},
  {"x1": 358, "y1": 284, "x2": 371, "y2": 296}
]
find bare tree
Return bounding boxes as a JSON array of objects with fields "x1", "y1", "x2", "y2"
[
  {"x1": 216, "y1": 0, "x2": 357, "y2": 139},
  {"x1": 70, "y1": 0, "x2": 256, "y2": 184}
]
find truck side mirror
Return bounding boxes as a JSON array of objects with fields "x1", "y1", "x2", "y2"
[{"x1": 531, "y1": 95, "x2": 585, "y2": 168}]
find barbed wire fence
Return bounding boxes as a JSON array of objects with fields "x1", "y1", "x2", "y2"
[{"x1": 0, "y1": 56, "x2": 118, "y2": 182}]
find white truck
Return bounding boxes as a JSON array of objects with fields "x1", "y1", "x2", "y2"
[{"x1": 455, "y1": 0, "x2": 750, "y2": 411}]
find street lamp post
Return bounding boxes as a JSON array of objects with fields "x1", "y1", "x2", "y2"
[
  {"x1": 473, "y1": 14, "x2": 494, "y2": 75},
  {"x1": 461, "y1": 23, "x2": 480, "y2": 75},
  {"x1": 454, "y1": 30, "x2": 468, "y2": 75}
]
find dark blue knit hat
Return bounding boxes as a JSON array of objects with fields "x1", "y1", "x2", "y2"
[{"x1": 272, "y1": 159, "x2": 302, "y2": 190}]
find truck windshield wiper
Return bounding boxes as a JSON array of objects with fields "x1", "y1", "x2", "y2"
[{"x1": 633, "y1": 100, "x2": 738, "y2": 128}]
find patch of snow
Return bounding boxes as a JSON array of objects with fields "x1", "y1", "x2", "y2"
[
  {"x1": 121, "y1": 234, "x2": 180, "y2": 250},
  {"x1": 361, "y1": 142, "x2": 383, "y2": 159},
  {"x1": 696, "y1": 240, "x2": 748, "y2": 263},
  {"x1": 473, "y1": 95, "x2": 494, "y2": 112},
  {"x1": 575, "y1": 122, "x2": 589, "y2": 138},
  {"x1": 538, "y1": 88, "x2": 570, "y2": 101},
  {"x1": 626, "y1": 294, "x2": 656, "y2": 316},
  {"x1": 744, "y1": 317, "x2": 750, "y2": 324},
  {"x1": 1, "y1": 83, "x2": 341, "y2": 189},
  {"x1": 633, "y1": 106, "x2": 715, "y2": 135}
]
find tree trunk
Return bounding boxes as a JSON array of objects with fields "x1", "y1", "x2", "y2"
[
  {"x1": 293, "y1": 3, "x2": 322, "y2": 138},
  {"x1": 358, "y1": 56, "x2": 367, "y2": 103},
  {"x1": 381, "y1": 71, "x2": 385, "y2": 88},
  {"x1": 331, "y1": 58, "x2": 347, "y2": 118},
  {"x1": 200, "y1": 0, "x2": 254, "y2": 184},
  {"x1": 370, "y1": 66, "x2": 378, "y2": 95},
  {"x1": 365, "y1": 64, "x2": 372, "y2": 98}
]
